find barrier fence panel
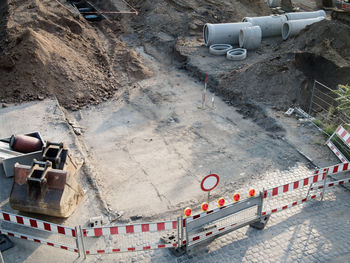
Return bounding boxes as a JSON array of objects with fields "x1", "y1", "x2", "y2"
[
  {"x1": 81, "y1": 219, "x2": 179, "y2": 255},
  {"x1": 0, "y1": 211, "x2": 79, "y2": 255},
  {"x1": 185, "y1": 195, "x2": 263, "y2": 249}
]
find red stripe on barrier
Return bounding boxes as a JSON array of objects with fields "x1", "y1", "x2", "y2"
[
  {"x1": 29, "y1": 219, "x2": 38, "y2": 228},
  {"x1": 283, "y1": 184, "x2": 289, "y2": 193},
  {"x1": 97, "y1": 250, "x2": 105, "y2": 254},
  {"x1": 337, "y1": 126, "x2": 342, "y2": 132},
  {"x1": 71, "y1": 229, "x2": 76, "y2": 237},
  {"x1": 128, "y1": 247, "x2": 135, "y2": 251},
  {"x1": 302, "y1": 198, "x2": 307, "y2": 202},
  {"x1": 347, "y1": 138, "x2": 350, "y2": 144},
  {"x1": 43, "y1": 223, "x2": 51, "y2": 231},
  {"x1": 218, "y1": 227, "x2": 225, "y2": 231},
  {"x1": 110, "y1": 227, "x2": 118, "y2": 235},
  {"x1": 193, "y1": 215, "x2": 200, "y2": 220},
  {"x1": 303, "y1": 178, "x2": 309, "y2": 186},
  {"x1": 193, "y1": 236, "x2": 200, "y2": 241},
  {"x1": 16, "y1": 216, "x2": 24, "y2": 225},
  {"x1": 264, "y1": 191, "x2": 267, "y2": 198},
  {"x1": 343, "y1": 163, "x2": 349, "y2": 171},
  {"x1": 157, "y1": 223, "x2": 165, "y2": 231},
  {"x1": 341, "y1": 131, "x2": 347, "y2": 138},
  {"x1": 207, "y1": 210, "x2": 214, "y2": 214},
  {"x1": 158, "y1": 244, "x2": 166, "y2": 248},
  {"x1": 262, "y1": 212, "x2": 266, "y2": 216},
  {"x1": 282, "y1": 205, "x2": 288, "y2": 210},
  {"x1": 272, "y1": 188, "x2": 278, "y2": 196},
  {"x1": 339, "y1": 181, "x2": 344, "y2": 185},
  {"x1": 74, "y1": 249, "x2": 78, "y2": 253},
  {"x1": 206, "y1": 232, "x2": 213, "y2": 236},
  {"x1": 20, "y1": 235, "x2": 27, "y2": 240},
  {"x1": 271, "y1": 209, "x2": 277, "y2": 213},
  {"x1": 292, "y1": 202, "x2": 298, "y2": 206},
  {"x1": 172, "y1": 221, "x2": 177, "y2": 229},
  {"x1": 183, "y1": 240, "x2": 186, "y2": 245},
  {"x1": 3, "y1": 213, "x2": 10, "y2": 221},
  {"x1": 8, "y1": 233, "x2": 14, "y2": 237},
  {"x1": 112, "y1": 249, "x2": 120, "y2": 252},
  {"x1": 48, "y1": 242, "x2": 54, "y2": 246},
  {"x1": 313, "y1": 175, "x2": 319, "y2": 183},
  {"x1": 57, "y1": 226, "x2": 65, "y2": 235},
  {"x1": 126, "y1": 225, "x2": 134, "y2": 234},
  {"x1": 61, "y1": 246, "x2": 68, "y2": 250},
  {"x1": 311, "y1": 195, "x2": 317, "y2": 199},
  {"x1": 141, "y1": 224, "x2": 149, "y2": 232},
  {"x1": 143, "y1": 246, "x2": 151, "y2": 250},
  {"x1": 34, "y1": 239, "x2": 41, "y2": 243},
  {"x1": 333, "y1": 166, "x2": 339, "y2": 173},
  {"x1": 294, "y1": 181, "x2": 299, "y2": 189},
  {"x1": 173, "y1": 243, "x2": 177, "y2": 247},
  {"x1": 94, "y1": 228, "x2": 102, "y2": 237}
]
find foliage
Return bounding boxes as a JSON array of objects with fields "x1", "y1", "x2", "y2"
[{"x1": 333, "y1": 84, "x2": 350, "y2": 116}]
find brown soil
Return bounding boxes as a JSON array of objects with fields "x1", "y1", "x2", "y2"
[{"x1": 0, "y1": 0, "x2": 152, "y2": 110}]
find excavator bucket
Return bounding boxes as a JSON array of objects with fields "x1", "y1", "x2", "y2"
[{"x1": 9, "y1": 143, "x2": 84, "y2": 218}]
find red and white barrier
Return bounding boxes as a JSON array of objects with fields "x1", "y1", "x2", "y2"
[
  {"x1": 85, "y1": 242, "x2": 177, "y2": 255},
  {"x1": 0, "y1": 211, "x2": 76, "y2": 237},
  {"x1": 0, "y1": 228, "x2": 78, "y2": 253},
  {"x1": 335, "y1": 126, "x2": 350, "y2": 146},
  {"x1": 311, "y1": 177, "x2": 350, "y2": 190},
  {"x1": 262, "y1": 192, "x2": 322, "y2": 216},
  {"x1": 83, "y1": 220, "x2": 177, "y2": 237},
  {"x1": 326, "y1": 140, "x2": 348, "y2": 163}
]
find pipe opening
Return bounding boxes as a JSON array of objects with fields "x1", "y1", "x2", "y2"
[
  {"x1": 239, "y1": 30, "x2": 244, "y2": 48},
  {"x1": 204, "y1": 24, "x2": 209, "y2": 46},
  {"x1": 282, "y1": 23, "x2": 290, "y2": 40}
]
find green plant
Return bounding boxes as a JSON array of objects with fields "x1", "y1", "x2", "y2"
[
  {"x1": 333, "y1": 84, "x2": 350, "y2": 117},
  {"x1": 323, "y1": 123, "x2": 337, "y2": 136},
  {"x1": 312, "y1": 118, "x2": 322, "y2": 127}
]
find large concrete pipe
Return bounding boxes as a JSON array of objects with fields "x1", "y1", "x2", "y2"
[
  {"x1": 285, "y1": 10, "x2": 326, "y2": 20},
  {"x1": 242, "y1": 15, "x2": 287, "y2": 38},
  {"x1": 239, "y1": 26, "x2": 262, "y2": 50},
  {"x1": 203, "y1": 22, "x2": 253, "y2": 46},
  {"x1": 282, "y1": 17, "x2": 325, "y2": 40}
]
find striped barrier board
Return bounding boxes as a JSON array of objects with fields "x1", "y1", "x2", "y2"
[
  {"x1": 335, "y1": 126, "x2": 350, "y2": 147},
  {"x1": 326, "y1": 140, "x2": 348, "y2": 163},
  {"x1": 85, "y1": 242, "x2": 177, "y2": 255},
  {"x1": 0, "y1": 228, "x2": 78, "y2": 253},
  {"x1": 0, "y1": 211, "x2": 76, "y2": 237},
  {"x1": 83, "y1": 220, "x2": 177, "y2": 237},
  {"x1": 264, "y1": 162, "x2": 350, "y2": 198},
  {"x1": 311, "y1": 177, "x2": 350, "y2": 190},
  {"x1": 262, "y1": 193, "x2": 322, "y2": 216}
]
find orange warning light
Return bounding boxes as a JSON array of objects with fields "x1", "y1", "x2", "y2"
[
  {"x1": 233, "y1": 193, "x2": 240, "y2": 202},
  {"x1": 248, "y1": 188, "x2": 256, "y2": 197},
  {"x1": 184, "y1": 207, "x2": 192, "y2": 217},
  {"x1": 201, "y1": 202, "x2": 209, "y2": 212},
  {"x1": 217, "y1": 197, "x2": 225, "y2": 207}
]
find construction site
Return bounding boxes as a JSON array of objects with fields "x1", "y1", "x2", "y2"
[{"x1": 1, "y1": 0, "x2": 350, "y2": 262}]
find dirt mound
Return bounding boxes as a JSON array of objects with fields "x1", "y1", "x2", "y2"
[
  {"x1": 0, "y1": 0, "x2": 152, "y2": 109},
  {"x1": 218, "y1": 19, "x2": 350, "y2": 110}
]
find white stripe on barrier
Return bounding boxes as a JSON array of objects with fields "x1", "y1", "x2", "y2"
[
  {"x1": 83, "y1": 220, "x2": 177, "y2": 237},
  {"x1": 0, "y1": 211, "x2": 76, "y2": 237},
  {"x1": 262, "y1": 192, "x2": 322, "y2": 216},
  {"x1": 85, "y1": 242, "x2": 177, "y2": 254},
  {"x1": 0, "y1": 228, "x2": 78, "y2": 253},
  {"x1": 326, "y1": 140, "x2": 348, "y2": 163}
]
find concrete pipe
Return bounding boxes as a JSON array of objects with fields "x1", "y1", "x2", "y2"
[
  {"x1": 282, "y1": 17, "x2": 325, "y2": 40},
  {"x1": 203, "y1": 22, "x2": 253, "y2": 46},
  {"x1": 267, "y1": 0, "x2": 281, "y2": 8},
  {"x1": 242, "y1": 15, "x2": 287, "y2": 38},
  {"x1": 226, "y1": 48, "x2": 247, "y2": 61},
  {"x1": 239, "y1": 26, "x2": 262, "y2": 50},
  {"x1": 285, "y1": 10, "x2": 326, "y2": 20}
]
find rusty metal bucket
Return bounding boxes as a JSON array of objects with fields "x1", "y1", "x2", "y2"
[{"x1": 9, "y1": 143, "x2": 84, "y2": 218}]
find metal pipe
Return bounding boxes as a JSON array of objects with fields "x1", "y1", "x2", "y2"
[{"x1": 79, "y1": 226, "x2": 87, "y2": 259}]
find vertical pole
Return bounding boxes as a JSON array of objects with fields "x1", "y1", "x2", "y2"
[
  {"x1": 321, "y1": 170, "x2": 328, "y2": 201},
  {"x1": 258, "y1": 191, "x2": 264, "y2": 218},
  {"x1": 207, "y1": 191, "x2": 210, "y2": 205},
  {"x1": 176, "y1": 216, "x2": 180, "y2": 248},
  {"x1": 0, "y1": 250, "x2": 4, "y2": 263},
  {"x1": 180, "y1": 216, "x2": 184, "y2": 247},
  {"x1": 74, "y1": 226, "x2": 81, "y2": 258},
  {"x1": 308, "y1": 80, "x2": 316, "y2": 115},
  {"x1": 79, "y1": 225, "x2": 87, "y2": 259},
  {"x1": 306, "y1": 182, "x2": 313, "y2": 200}
]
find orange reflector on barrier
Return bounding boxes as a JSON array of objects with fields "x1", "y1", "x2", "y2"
[
  {"x1": 184, "y1": 207, "x2": 192, "y2": 217},
  {"x1": 233, "y1": 193, "x2": 240, "y2": 202},
  {"x1": 217, "y1": 197, "x2": 225, "y2": 207},
  {"x1": 249, "y1": 188, "x2": 255, "y2": 197},
  {"x1": 201, "y1": 202, "x2": 209, "y2": 212}
]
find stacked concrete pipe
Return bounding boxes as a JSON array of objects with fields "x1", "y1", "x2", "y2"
[
  {"x1": 203, "y1": 22, "x2": 252, "y2": 46},
  {"x1": 239, "y1": 26, "x2": 262, "y2": 50},
  {"x1": 242, "y1": 15, "x2": 287, "y2": 38},
  {"x1": 285, "y1": 10, "x2": 326, "y2": 20},
  {"x1": 282, "y1": 16, "x2": 325, "y2": 40}
]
